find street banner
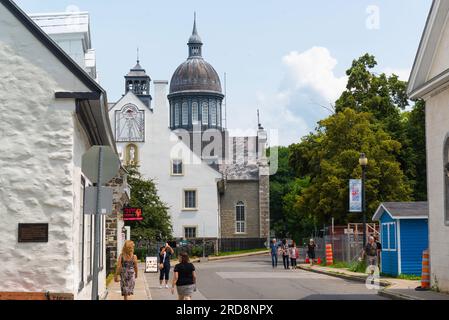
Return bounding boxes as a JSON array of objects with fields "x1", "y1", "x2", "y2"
[
  {"x1": 145, "y1": 256, "x2": 158, "y2": 273},
  {"x1": 123, "y1": 207, "x2": 143, "y2": 221},
  {"x1": 349, "y1": 179, "x2": 362, "y2": 212}
]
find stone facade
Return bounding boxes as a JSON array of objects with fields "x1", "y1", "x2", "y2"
[{"x1": 220, "y1": 181, "x2": 260, "y2": 238}]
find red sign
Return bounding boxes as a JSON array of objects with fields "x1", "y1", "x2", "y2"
[{"x1": 123, "y1": 207, "x2": 143, "y2": 221}]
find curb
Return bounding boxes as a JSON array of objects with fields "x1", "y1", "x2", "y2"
[
  {"x1": 297, "y1": 265, "x2": 390, "y2": 287},
  {"x1": 377, "y1": 289, "x2": 420, "y2": 300}
]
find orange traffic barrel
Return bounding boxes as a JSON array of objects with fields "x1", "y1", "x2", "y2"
[
  {"x1": 416, "y1": 249, "x2": 430, "y2": 291},
  {"x1": 325, "y1": 244, "x2": 333, "y2": 265}
]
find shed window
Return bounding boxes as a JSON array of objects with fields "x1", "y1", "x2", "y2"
[{"x1": 381, "y1": 222, "x2": 396, "y2": 251}]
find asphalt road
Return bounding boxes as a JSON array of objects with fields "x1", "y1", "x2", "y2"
[{"x1": 146, "y1": 254, "x2": 388, "y2": 300}]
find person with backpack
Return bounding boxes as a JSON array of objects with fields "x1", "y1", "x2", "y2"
[{"x1": 289, "y1": 241, "x2": 299, "y2": 269}]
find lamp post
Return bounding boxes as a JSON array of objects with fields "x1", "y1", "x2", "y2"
[{"x1": 359, "y1": 153, "x2": 368, "y2": 248}]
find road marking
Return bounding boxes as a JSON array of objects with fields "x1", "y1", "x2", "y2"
[{"x1": 216, "y1": 272, "x2": 331, "y2": 279}]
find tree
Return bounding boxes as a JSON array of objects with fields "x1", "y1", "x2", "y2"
[
  {"x1": 335, "y1": 53, "x2": 426, "y2": 200},
  {"x1": 289, "y1": 108, "x2": 412, "y2": 225},
  {"x1": 124, "y1": 165, "x2": 173, "y2": 241}
]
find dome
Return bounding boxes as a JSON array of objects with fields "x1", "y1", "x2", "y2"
[{"x1": 169, "y1": 58, "x2": 222, "y2": 94}]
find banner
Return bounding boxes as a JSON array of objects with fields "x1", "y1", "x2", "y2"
[{"x1": 349, "y1": 179, "x2": 362, "y2": 212}]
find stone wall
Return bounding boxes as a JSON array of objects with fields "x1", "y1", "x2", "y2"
[{"x1": 220, "y1": 180, "x2": 260, "y2": 238}]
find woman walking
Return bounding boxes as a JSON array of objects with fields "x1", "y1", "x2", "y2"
[
  {"x1": 289, "y1": 242, "x2": 299, "y2": 269},
  {"x1": 159, "y1": 242, "x2": 174, "y2": 288},
  {"x1": 281, "y1": 239, "x2": 290, "y2": 269},
  {"x1": 114, "y1": 240, "x2": 138, "y2": 300},
  {"x1": 307, "y1": 239, "x2": 316, "y2": 266},
  {"x1": 171, "y1": 252, "x2": 197, "y2": 300}
]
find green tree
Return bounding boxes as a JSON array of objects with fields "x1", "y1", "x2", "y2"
[
  {"x1": 289, "y1": 108, "x2": 412, "y2": 225},
  {"x1": 124, "y1": 165, "x2": 173, "y2": 241}
]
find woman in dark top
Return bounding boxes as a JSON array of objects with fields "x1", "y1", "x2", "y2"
[
  {"x1": 159, "y1": 242, "x2": 174, "y2": 288},
  {"x1": 171, "y1": 252, "x2": 196, "y2": 300},
  {"x1": 307, "y1": 239, "x2": 316, "y2": 265}
]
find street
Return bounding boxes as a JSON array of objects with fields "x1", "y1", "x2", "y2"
[{"x1": 145, "y1": 255, "x2": 388, "y2": 300}]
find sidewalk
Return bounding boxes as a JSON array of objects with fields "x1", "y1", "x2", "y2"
[
  {"x1": 106, "y1": 263, "x2": 152, "y2": 300},
  {"x1": 298, "y1": 264, "x2": 449, "y2": 300}
]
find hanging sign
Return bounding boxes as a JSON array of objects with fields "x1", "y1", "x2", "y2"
[
  {"x1": 123, "y1": 207, "x2": 143, "y2": 221},
  {"x1": 349, "y1": 179, "x2": 362, "y2": 212}
]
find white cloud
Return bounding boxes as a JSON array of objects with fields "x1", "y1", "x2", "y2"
[{"x1": 255, "y1": 46, "x2": 347, "y2": 146}]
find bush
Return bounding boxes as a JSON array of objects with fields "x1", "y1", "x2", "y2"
[{"x1": 348, "y1": 260, "x2": 367, "y2": 273}]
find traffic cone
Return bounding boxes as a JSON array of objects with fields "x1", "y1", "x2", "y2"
[
  {"x1": 416, "y1": 249, "x2": 430, "y2": 291},
  {"x1": 305, "y1": 258, "x2": 310, "y2": 264},
  {"x1": 317, "y1": 257, "x2": 322, "y2": 265},
  {"x1": 325, "y1": 244, "x2": 333, "y2": 266}
]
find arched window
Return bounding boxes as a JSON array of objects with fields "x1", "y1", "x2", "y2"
[
  {"x1": 210, "y1": 100, "x2": 217, "y2": 126},
  {"x1": 192, "y1": 101, "x2": 199, "y2": 124},
  {"x1": 175, "y1": 103, "x2": 180, "y2": 126},
  {"x1": 202, "y1": 102, "x2": 208, "y2": 125},
  {"x1": 444, "y1": 135, "x2": 449, "y2": 224},
  {"x1": 236, "y1": 201, "x2": 245, "y2": 233},
  {"x1": 182, "y1": 102, "x2": 188, "y2": 126}
]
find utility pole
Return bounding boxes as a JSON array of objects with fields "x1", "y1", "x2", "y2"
[{"x1": 91, "y1": 147, "x2": 103, "y2": 300}]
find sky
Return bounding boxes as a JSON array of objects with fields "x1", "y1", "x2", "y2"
[{"x1": 16, "y1": 0, "x2": 432, "y2": 146}]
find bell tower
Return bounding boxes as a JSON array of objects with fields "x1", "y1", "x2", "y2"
[{"x1": 124, "y1": 50, "x2": 152, "y2": 108}]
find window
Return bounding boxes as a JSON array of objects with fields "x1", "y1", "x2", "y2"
[
  {"x1": 175, "y1": 103, "x2": 180, "y2": 126},
  {"x1": 210, "y1": 101, "x2": 217, "y2": 126},
  {"x1": 172, "y1": 159, "x2": 183, "y2": 175},
  {"x1": 184, "y1": 190, "x2": 197, "y2": 209},
  {"x1": 78, "y1": 177, "x2": 85, "y2": 289},
  {"x1": 381, "y1": 222, "x2": 396, "y2": 251},
  {"x1": 202, "y1": 102, "x2": 208, "y2": 125},
  {"x1": 182, "y1": 102, "x2": 188, "y2": 125},
  {"x1": 217, "y1": 102, "x2": 221, "y2": 126},
  {"x1": 184, "y1": 227, "x2": 197, "y2": 239},
  {"x1": 192, "y1": 102, "x2": 199, "y2": 124},
  {"x1": 236, "y1": 201, "x2": 246, "y2": 233}
]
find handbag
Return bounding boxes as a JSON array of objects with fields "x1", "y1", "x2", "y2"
[{"x1": 159, "y1": 263, "x2": 164, "y2": 270}]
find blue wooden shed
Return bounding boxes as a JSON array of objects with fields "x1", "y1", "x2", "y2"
[{"x1": 372, "y1": 202, "x2": 428, "y2": 276}]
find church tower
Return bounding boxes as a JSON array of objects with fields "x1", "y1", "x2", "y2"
[{"x1": 124, "y1": 57, "x2": 152, "y2": 108}]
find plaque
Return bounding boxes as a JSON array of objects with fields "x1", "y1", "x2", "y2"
[{"x1": 18, "y1": 223, "x2": 48, "y2": 243}]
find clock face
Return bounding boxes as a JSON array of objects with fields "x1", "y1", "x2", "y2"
[{"x1": 115, "y1": 104, "x2": 145, "y2": 142}]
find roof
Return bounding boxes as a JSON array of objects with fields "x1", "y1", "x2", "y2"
[
  {"x1": 372, "y1": 202, "x2": 429, "y2": 221},
  {"x1": 407, "y1": 0, "x2": 449, "y2": 99},
  {"x1": 126, "y1": 61, "x2": 150, "y2": 78}
]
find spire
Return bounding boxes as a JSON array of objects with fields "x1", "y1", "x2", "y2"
[
  {"x1": 188, "y1": 12, "x2": 203, "y2": 58},
  {"x1": 137, "y1": 47, "x2": 140, "y2": 64}
]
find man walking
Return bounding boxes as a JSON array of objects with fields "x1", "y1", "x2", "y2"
[
  {"x1": 363, "y1": 236, "x2": 378, "y2": 275},
  {"x1": 270, "y1": 239, "x2": 279, "y2": 268}
]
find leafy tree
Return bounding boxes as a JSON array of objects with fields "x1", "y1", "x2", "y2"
[
  {"x1": 289, "y1": 108, "x2": 412, "y2": 225},
  {"x1": 124, "y1": 165, "x2": 173, "y2": 241}
]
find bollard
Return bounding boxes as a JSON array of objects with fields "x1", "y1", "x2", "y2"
[{"x1": 325, "y1": 244, "x2": 333, "y2": 266}]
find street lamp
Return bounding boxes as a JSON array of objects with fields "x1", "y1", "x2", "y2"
[{"x1": 359, "y1": 153, "x2": 368, "y2": 247}]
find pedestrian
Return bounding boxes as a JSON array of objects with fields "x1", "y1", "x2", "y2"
[
  {"x1": 269, "y1": 238, "x2": 279, "y2": 268},
  {"x1": 363, "y1": 236, "x2": 378, "y2": 275},
  {"x1": 159, "y1": 242, "x2": 174, "y2": 288},
  {"x1": 114, "y1": 240, "x2": 138, "y2": 300},
  {"x1": 281, "y1": 239, "x2": 290, "y2": 269},
  {"x1": 289, "y1": 241, "x2": 299, "y2": 269},
  {"x1": 171, "y1": 252, "x2": 197, "y2": 300},
  {"x1": 307, "y1": 239, "x2": 316, "y2": 266}
]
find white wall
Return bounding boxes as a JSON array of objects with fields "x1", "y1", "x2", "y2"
[
  {"x1": 109, "y1": 83, "x2": 221, "y2": 239},
  {"x1": 425, "y1": 86, "x2": 449, "y2": 293}
]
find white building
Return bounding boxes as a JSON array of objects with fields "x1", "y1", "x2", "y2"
[
  {"x1": 408, "y1": 0, "x2": 449, "y2": 293},
  {"x1": 0, "y1": 0, "x2": 115, "y2": 299}
]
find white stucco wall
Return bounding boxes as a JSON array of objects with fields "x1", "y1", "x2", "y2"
[
  {"x1": 425, "y1": 87, "x2": 449, "y2": 293},
  {"x1": 109, "y1": 83, "x2": 221, "y2": 239},
  {"x1": 428, "y1": 12, "x2": 449, "y2": 79},
  {"x1": 0, "y1": 3, "x2": 106, "y2": 298}
]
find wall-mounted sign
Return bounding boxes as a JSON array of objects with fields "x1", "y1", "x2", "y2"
[
  {"x1": 349, "y1": 179, "x2": 362, "y2": 212},
  {"x1": 123, "y1": 207, "x2": 143, "y2": 221},
  {"x1": 18, "y1": 223, "x2": 48, "y2": 243},
  {"x1": 145, "y1": 256, "x2": 158, "y2": 273}
]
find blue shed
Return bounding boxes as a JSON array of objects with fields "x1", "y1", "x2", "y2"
[{"x1": 372, "y1": 202, "x2": 428, "y2": 276}]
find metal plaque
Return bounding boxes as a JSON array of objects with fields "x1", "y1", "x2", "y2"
[
  {"x1": 84, "y1": 186, "x2": 113, "y2": 215},
  {"x1": 18, "y1": 223, "x2": 48, "y2": 243}
]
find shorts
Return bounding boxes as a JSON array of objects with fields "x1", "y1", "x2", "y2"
[
  {"x1": 367, "y1": 255, "x2": 378, "y2": 266},
  {"x1": 176, "y1": 284, "x2": 195, "y2": 296}
]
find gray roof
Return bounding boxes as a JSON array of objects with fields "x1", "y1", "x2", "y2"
[
  {"x1": 372, "y1": 202, "x2": 429, "y2": 221},
  {"x1": 126, "y1": 61, "x2": 150, "y2": 78}
]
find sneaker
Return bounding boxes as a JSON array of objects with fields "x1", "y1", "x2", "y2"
[
  {"x1": 159, "y1": 285, "x2": 162, "y2": 289},
  {"x1": 165, "y1": 284, "x2": 169, "y2": 288}
]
